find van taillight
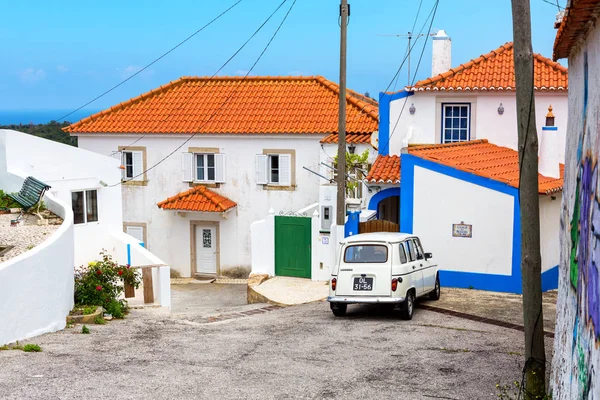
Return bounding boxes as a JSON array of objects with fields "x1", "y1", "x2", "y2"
[
  {"x1": 331, "y1": 278, "x2": 337, "y2": 291},
  {"x1": 391, "y1": 278, "x2": 398, "y2": 292}
]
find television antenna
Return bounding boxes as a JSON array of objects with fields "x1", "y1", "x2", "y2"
[{"x1": 378, "y1": 31, "x2": 434, "y2": 87}]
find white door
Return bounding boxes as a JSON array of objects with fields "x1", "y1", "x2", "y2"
[{"x1": 196, "y1": 226, "x2": 217, "y2": 274}]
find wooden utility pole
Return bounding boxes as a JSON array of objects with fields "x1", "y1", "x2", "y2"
[
  {"x1": 511, "y1": 0, "x2": 546, "y2": 398},
  {"x1": 336, "y1": 0, "x2": 349, "y2": 225}
]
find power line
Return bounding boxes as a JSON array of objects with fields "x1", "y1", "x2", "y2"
[
  {"x1": 110, "y1": 0, "x2": 298, "y2": 187},
  {"x1": 382, "y1": 0, "x2": 440, "y2": 156},
  {"x1": 54, "y1": 0, "x2": 244, "y2": 125},
  {"x1": 109, "y1": 0, "x2": 289, "y2": 155},
  {"x1": 540, "y1": 0, "x2": 564, "y2": 9}
]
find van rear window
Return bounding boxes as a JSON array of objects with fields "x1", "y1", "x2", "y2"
[{"x1": 344, "y1": 245, "x2": 388, "y2": 263}]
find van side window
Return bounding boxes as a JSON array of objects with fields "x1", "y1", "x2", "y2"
[
  {"x1": 399, "y1": 243, "x2": 408, "y2": 264},
  {"x1": 412, "y1": 238, "x2": 424, "y2": 260},
  {"x1": 405, "y1": 240, "x2": 416, "y2": 262}
]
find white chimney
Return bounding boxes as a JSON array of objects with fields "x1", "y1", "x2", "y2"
[
  {"x1": 539, "y1": 105, "x2": 561, "y2": 179},
  {"x1": 432, "y1": 30, "x2": 452, "y2": 76}
]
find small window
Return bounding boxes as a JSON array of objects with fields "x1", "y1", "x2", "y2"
[
  {"x1": 412, "y1": 239, "x2": 424, "y2": 260},
  {"x1": 72, "y1": 190, "x2": 98, "y2": 225},
  {"x1": 399, "y1": 243, "x2": 408, "y2": 264},
  {"x1": 196, "y1": 154, "x2": 216, "y2": 182},
  {"x1": 269, "y1": 154, "x2": 279, "y2": 184},
  {"x1": 125, "y1": 225, "x2": 145, "y2": 247},
  {"x1": 122, "y1": 151, "x2": 144, "y2": 180},
  {"x1": 405, "y1": 240, "x2": 416, "y2": 262},
  {"x1": 344, "y1": 245, "x2": 388, "y2": 263},
  {"x1": 442, "y1": 104, "x2": 470, "y2": 143}
]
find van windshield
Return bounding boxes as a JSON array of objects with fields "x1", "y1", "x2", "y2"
[{"x1": 344, "y1": 245, "x2": 388, "y2": 263}]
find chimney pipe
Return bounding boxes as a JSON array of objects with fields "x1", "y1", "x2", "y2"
[
  {"x1": 539, "y1": 105, "x2": 560, "y2": 179},
  {"x1": 432, "y1": 30, "x2": 451, "y2": 76}
]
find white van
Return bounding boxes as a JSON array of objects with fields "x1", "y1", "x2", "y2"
[{"x1": 327, "y1": 232, "x2": 440, "y2": 319}]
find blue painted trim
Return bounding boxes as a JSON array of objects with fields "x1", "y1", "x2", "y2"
[
  {"x1": 127, "y1": 243, "x2": 131, "y2": 266},
  {"x1": 345, "y1": 211, "x2": 360, "y2": 237},
  {"x1": 542, "y1": 127, "x2": 558, "y2": 131},
  {"x1": 541, "y1": 265, "x2": 559, "y2": 292},
  {"x1": 400, "y1": 153, "x2": 524, "y2": 293},
  {"x1": 368, "y1": 187, "x2": 400, "y2": 211},
  {"x1": 378, "y1": 91, "x2": 414, "y2": 156},
  {"x1": 140, "y1": 242, "x2": 145, "y2": 248}
]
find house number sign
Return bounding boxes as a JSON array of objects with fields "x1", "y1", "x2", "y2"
[{"x1": 452, "y1": 222, "x2": 472, "y2": 238}]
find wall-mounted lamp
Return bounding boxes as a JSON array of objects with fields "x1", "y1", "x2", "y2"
[
  {"x1": 348, "y1": 143, "x2": 356, "y2": 154},
  {"x1": 409, "y1": 103, "x2": 416, "y2": 115},
  {"x1": 498, "y1": 103, "x2": 504, "y2": 115}
]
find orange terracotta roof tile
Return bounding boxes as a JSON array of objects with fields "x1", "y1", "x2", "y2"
[
  {"x1": 408, "y1": 140, "x2": 564, "y2": 195},
  {"x1": 157, "y1": 185, "x2": 236, "y2": 212},
  {"x1": 65, "y1": 76, "x2": 378, "y2": 135},
  {"x1": 553, "y1": 0, "x2": 600, "y2": 60},
  {"x1": 365, "y1": 155, "x2": 400, "y2": 184},
  {"x1": 408, "y1": 42, "x2": 568, "y2": 92},
  {"x1": 320, "y1": 133, "x2": 372, "y2": 144}
]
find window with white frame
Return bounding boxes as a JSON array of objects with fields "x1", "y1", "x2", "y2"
[
  {"x1": 181, "y1": 152, "x2": 225, "y2": 183},
  {"x1": 255, "y1": 152, "x2": 292, "y2": 186},
  {"x1": 72, "y1": 190, "x2": 99, "y2": 225},
  {"x1": 442, "y1": 104, "x2": 470, "y2": 143}
]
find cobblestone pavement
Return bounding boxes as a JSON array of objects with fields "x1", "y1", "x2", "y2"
[{"x1": 0, "y1": 212, "x2": 61, "y2": 263}]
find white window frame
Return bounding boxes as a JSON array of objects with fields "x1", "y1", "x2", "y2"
[
  {"x1": 122, "y1": 150, "x2": 144, "y2": 181},
  {"x1": 195, "y1": 153, "x2": 217, "y2": 183},
  {"x1": 441, "y1": 103, "x2": 471, "y2": 144},
  {"x1": 71, "y1": 189, "x2": 99, "y2": 225},
  {"x1": 124, "y1": 224, "x2": 146, "y2": 247}
]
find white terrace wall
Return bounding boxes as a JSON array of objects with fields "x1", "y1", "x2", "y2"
[
  {"x1": 386, "y1": 92, "x2": 567, "y2": 158},
  {"x1": 0, "y1": 187, "x2": 74, "y2": 345},
  {"x1": 551, "y1": 22, "x2": 600, "y2": 399},
  {"x1": 0, "y1": 129, "x2": 123, "y2": 266}
]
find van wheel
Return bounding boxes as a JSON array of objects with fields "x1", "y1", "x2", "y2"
[
  {"x1": 330, "y1": 303, "x2": 347, "y2": 317},
  {"x1": 429, "y1": 274, "x2": 441, "y2": 300},
  {"x1": 400, "y1": 291, "x2": 414, "y2": 320}
]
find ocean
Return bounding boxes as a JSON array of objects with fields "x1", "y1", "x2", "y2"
[{"x1": 0, "y1": 109, "x2": 100, "y2": 125}]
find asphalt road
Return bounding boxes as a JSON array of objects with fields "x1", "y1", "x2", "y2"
[{"x1": 0, "y1": 287, "x2": 553, "y2": 400}]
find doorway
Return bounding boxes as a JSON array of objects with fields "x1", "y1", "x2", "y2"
[{"x1": 191, "y1": 222, "x2": 219, "y2": 276}]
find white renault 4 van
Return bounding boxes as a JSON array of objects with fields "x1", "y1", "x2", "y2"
[{"x1": 327, "y1": 232, "x2": 440, "y2": 319}]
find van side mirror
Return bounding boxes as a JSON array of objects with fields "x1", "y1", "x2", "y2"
[{"x1": 424, "y1": 252, "x2": 433, "y2": 260}]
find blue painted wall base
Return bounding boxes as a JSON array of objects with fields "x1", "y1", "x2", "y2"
[{"x1": 345, "y1": 211, "x2": 360, "y2": 237}]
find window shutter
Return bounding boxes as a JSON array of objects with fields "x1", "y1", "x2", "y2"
[
  {"x1": 182, "y1": 152, "x2": 193, "y2": 182},
  {"x1": 126, "y1": 226, "x2": 144, "y2": 244},
  {"x1": 215, "y1": 153, "x2": 226, "y2": 183},
  {"x1": 112, "y1": 151, "x2": 124, "y2": 179},
  {"x1": 255, "y1": 155, "x2": 268, "y2": 185},
  {"x1": 279, "y1": 154, "x2": 292, "y2": 186},
  {"x1": 132, "y1": 151, "x2": 143, "y2": 181}
]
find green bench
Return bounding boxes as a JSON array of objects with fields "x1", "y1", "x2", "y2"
[{"x1": 8, "y1": 176, "x2": 51, "y2": 221}]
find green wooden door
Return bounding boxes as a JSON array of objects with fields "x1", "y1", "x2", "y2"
[{"x1": 275, "y1": 216, "x2": 311, "y2": 278}]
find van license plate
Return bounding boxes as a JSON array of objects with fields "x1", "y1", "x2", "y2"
[{"x1": 353, "y1": 277, "x2": 373, "y2": 291}]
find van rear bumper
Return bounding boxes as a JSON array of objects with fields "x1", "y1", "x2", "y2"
[{"x1": 327, "y1": 296, "x2": 405, "y2": 304}]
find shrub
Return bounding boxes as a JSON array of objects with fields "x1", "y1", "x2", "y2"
[
  {"x1": 94, "y1": 316, "x2": 106, "y2": 325},
  {"x1": 81, "y1": 325, "x2": 90, "y2": 334},
  {"x1": 23, "y1": 344, "x2": 42, "y2": 352},
  {"x1": 74, "y1": 251, "x2": 141, "y2": 312},
  {"x1": 0, "y1": 190, "x2": 20, "y2": 209}
]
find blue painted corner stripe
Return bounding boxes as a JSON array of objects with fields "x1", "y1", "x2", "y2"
[
  {"x1": 378, "y1": 91, "x2": 414, "y2": 156},
  {"x1": 541, "y1": 265, "x2": 559, "y2": 292},
  {"x1": 542, "y1": 127, "x2": 558, "y2": 131}
]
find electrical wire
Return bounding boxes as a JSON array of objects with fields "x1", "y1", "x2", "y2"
[
  {"x1": 108, "y1": 0, "x2": 289, "y2": 155},
  {"x1": 540, "y1": 0, "x2": 564, "y2": 9},
  {"x1": 55, "y1": 0, "x2": 244, "y2": 125},
  {"x1": 109, "y1": 0, "x2": 298, "y2": 187}
]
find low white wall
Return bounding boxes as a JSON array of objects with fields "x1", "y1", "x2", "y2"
[
  {"x1": 540, "y1": 194, "x2": 561, "y2": 273},
  {"x1": 0, "y1": 190, "x2": 74, "y2": 345},
  {"x1": 412, "y1": 166, "x2": 514, "y2": 275},
  {"x1": 250, "y1": 211, "x2": 275, "y2": 276}
]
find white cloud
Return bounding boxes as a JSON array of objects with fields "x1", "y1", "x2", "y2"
[
  {"x1": 235, "y1": 69, "x2": 249, "y2": 76},
  {"x1": 20, "y1": 68, "x2": 46, "y2": 84},
  {"x1": 116, "y1": 65, "x2": 154, "y2": 80},
  {"x1": 57, "y1": 65, "x2": 69, "y2": 73}
]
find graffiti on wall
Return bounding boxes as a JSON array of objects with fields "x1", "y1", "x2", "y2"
[{"x1": 567, "y1": 51, "x2": 599, "y2": 398}]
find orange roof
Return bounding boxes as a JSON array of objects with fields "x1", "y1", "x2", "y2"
[
  {"x1": 554, "y1": 0, "x2": 600, "y2": 60},
  {"x1": 365, "y1": 155, "x2": 400, "y2": 184},
  {"x1": 408, "y1": 140, "x2": 564, "y2": 195},
  {"x1": 65, "y1": 76, "x2": 378, "y2": 135},
  {"x1": 157, "y1": 185, "x2": 236, "y2": 213},
  {"x1": 408, "y1": 42, "x2": 568, "y2": 92},
  {"x1": 320, "y1": 133, "x2": 372, "y2": 144}
]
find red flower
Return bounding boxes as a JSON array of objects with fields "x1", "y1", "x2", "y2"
[
  {"x1": 118, "y1": 270, "x2": 123, "y2": 276},
  {"x1": 96, "y1": 270, "x2": 102, "y2": 275},
  {"x1": 126, "y1": 264, "x2": 131, "y2": 269},
  {"x1": 96, "y1": 285, "x2": 102, "y2": 291}
]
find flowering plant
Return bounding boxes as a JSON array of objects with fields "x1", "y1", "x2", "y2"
[{"x1": 74, "y1": 251, "x2": 141, "y2": 318}]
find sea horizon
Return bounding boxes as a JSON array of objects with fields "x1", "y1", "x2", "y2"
[{"x1": 0, "y1": 109, "x2": 100, "y2": 125}]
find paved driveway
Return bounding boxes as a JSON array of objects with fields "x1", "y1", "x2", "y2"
[{"x1": 0, "y1": 287, "x2": 553, "y2": 400}]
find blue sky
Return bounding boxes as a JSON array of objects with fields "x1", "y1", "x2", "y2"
[{"x1": 0, "y1": 0, "x2": 565, "y2": 118}]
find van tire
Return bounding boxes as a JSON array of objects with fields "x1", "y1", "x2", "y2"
[
  {"x1": 429, "y1": 274, "x2": 441, "y2": 300},
  {"x1": 400, "y1": 291, "x2": 414, "y2": 320},
  {"x1": 330, "y1": 303, "x2": 347, "y2": 317}
]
